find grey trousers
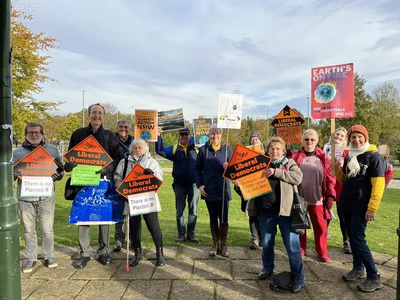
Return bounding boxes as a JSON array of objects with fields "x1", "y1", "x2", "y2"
[
  {"x1": 19, "y1": 197, "x2": 55, "y2": 261},
  {"x1": 78, "y1": 225, "x2": 110, "y2": 257}
]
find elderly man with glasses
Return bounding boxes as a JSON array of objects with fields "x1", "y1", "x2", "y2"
[
  {"x1": 155, "y1": 126, "x2": 200, "y2": 243},
  {"x1": 13, "y1": 122, "x2": 64, "y2": 273}
]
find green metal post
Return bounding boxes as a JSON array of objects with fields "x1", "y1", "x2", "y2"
[
  {"x1": 0, "y1": 0, "x2": 22, "y2": 299},
  {"x1": 397, "y1": 209, "x2": 399, "y2": 300}
]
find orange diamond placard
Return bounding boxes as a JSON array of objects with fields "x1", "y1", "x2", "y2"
[{"x1": 63, "y1": 135, "x2": 113, "y2": 167}]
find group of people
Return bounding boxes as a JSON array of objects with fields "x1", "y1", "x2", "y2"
[{"x1": 13, "y1": 103, "x2": 387, "y2": 294}]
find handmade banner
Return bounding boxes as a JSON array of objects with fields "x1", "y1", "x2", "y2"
[
  {"x1": 277, "y1": 127, "x2": 302, "y2": 145},
  {"x1": 323, "y1": 144, "x2": 345, "y2": 160},
  {"x1": 158, "y1": 108, "x2": 185, "y2": 132},
  {"x1": 71, "y1": 165, "x2": 102, "y2": 186},
  {"x1": 223, "y1": 144, "x2": 271, "y2": 200},
  {"x1": 20, "y1": 176, "x2": 54, "y2": 198},
  {"x1": 311, "y1": 63, "x2": 354, "y2": 119},
  {"x1": 14, "y1": 146, "x2": 63, "y2": 178},
  {"x1": 63, "y1": 135, "x2": 113, "y2": 167},
  {"x1": 135, "y1": 109, "x2": 158, "y2": 141},
  {"x1": 116, "y1": 164, "x2": 163, "y2": 199},
  {"x1": 128, "y1": 191, "x2": 162, "y2": 216},
  {"x1": 68, "y1": 180, "x2": 124, "y2": 225},
  {"x1": 193, "y1": 117, "x2": 212, "y2": 146},
  {"x1": 217, "y1": 93, "x2": 243, "y2": 129}
]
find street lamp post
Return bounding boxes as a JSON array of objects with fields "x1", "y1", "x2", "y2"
[{"x1": 0, "y1": 0, "x2": 22, "y2": 298}]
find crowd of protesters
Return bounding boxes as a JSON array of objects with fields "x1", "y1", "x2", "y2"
[{"x1": 13, "y1": 103, "x2": 388, "y2": 293}]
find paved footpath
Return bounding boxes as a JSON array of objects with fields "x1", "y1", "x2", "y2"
[{"x1": 20, "y1": 245, "x2": 397, "y2": 300}]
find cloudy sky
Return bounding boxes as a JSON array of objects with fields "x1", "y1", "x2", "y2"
[{"x1": 17, "y1": 0, "x2": 400, "y2": 120}]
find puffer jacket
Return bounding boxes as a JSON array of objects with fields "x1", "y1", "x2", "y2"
[{"x1": 114, "y1": 152, "x2": 163, "y2": 187}]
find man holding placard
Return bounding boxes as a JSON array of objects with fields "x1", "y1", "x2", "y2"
[
  {"x1": 155, "y1": 126, "x2": 200, "y2": 243},
  {"x1": 64, "y1": 103, "x2": 122, "y2": 269},
  {"x1": 13, "y1": 122, "x2": 64, "y2": 273}
]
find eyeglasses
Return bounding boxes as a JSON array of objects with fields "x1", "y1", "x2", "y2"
[
  {"x1": 27, "y1": 131, "x2": 42, "y2": 136},
  {"x1": 179, "y1": 133, "x2": 189, "y2": 136},
  {"x1": 304, "y1": 138, "x2": 316, "y2": 142}
]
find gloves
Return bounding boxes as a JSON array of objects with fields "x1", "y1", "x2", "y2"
[
  {"x1": 51, "y1": 172, "x2": 63, "y2": 181},
  {"x1": 324, "y1": 196, "x2": 334, "y2": 211},
  {"x1": 95, "y1": 167, "x2": 110, "y2": 176},
  {"x1": 14, "y1": 169, "x2": 21, "y2": 180},
  {"x1": 64, "y1": 161, "x2": 77, "y2": 172},
  {"x1": 143, "y1": 168, "x2": 154, "y2": 175}
]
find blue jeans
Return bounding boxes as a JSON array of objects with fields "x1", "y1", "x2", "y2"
[
  {"x1": 173, "y1": 183, "x2": 199, "y2": 235},
  {"x1": 259, "y1": 211, "x2": 305, "y2": 285},
  {"x1": 343, "y1": 212, "x2": 379, "y2": 279},
  {"x1": 19, "y1": 197, "x2": 55, "y2": 261}
]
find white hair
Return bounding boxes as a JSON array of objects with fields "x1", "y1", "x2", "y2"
[{"x1": 129, "y1": 138, "x2": 149, "y2": 154}]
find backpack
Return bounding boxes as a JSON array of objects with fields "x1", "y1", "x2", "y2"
[{"x1": 270, "y1": 271, "x2": 295, "y2": 292}]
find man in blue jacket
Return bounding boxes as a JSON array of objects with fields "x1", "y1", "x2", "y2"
[{"x1": 155, "y1": 127, "x2": 199, "y2": 243}]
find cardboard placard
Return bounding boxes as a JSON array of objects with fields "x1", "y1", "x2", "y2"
[
  {"x1": 311, "y1": 63, "x2": 354, "y2": 119},
  {"x1": 20, "y1": 176, "x2": 54, "y2": 198},
  {"x1": 158, "y1": 108, "x2": 185, "y2": 132},
  {"x1": 63, "y1": 135, "x2": 113, "y2": 167},
  {"x1": 71, "y1": 165, "x2": 102, "y2": 186},
  {"x1": 193, "y1": 117, "x2": 212, "y2": 146},
  {"x1": 135, "y1": 109, "x2": 158, "y2": 141},
  {"x1": 14, "y1": 146, "x2": 62, "y2": 178},
  {"x1": 217, "y1": 93, "x2": 243, "y2": 129},
  {"x1": 277, "y1": 127, "x2": 303, "y2": 145},
  {"x1": 116, "y1": 164, "x2": 163, "y2": 199},
  {"x1": 271, "y1": 105, "x2": 305, "y2": 128},
  {"x1": 223, "y1": 144, "x2": 272, "y2": 200},
  {"x1": 323, "y1": 144, "x2": 345, "y2": 159},
  {"x1": 128, "y1": 191, "x2": 162, "y2": 216}
]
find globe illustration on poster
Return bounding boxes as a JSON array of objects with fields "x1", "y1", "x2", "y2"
[
  {"x1": 140, "y1": 131, "x2": 152, "y2": 140},
  {"x1": 199, "y1": 135, "x2": 209, "y2": 144}
]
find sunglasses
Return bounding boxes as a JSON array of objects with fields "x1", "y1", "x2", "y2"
[
  {"x1": 304, "y1": 138, "x2": 316, "y2": 142},
  {"x1": 179, "y1": 133, "x2": 189, "y2": 136}
]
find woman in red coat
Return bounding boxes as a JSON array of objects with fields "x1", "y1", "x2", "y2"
[{"x1": 292, "y1": 129, "x2": 336, "y2": 262}]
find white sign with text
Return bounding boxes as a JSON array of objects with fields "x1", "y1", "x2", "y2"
[
  {"x1": 128, "y1": 191, "x2": 161, "y2": 216},
  {"x1": 21, "y1": 176, "x2": 54, "y2": 198}
]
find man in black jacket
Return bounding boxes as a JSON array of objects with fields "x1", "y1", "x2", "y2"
[{"x1": 64, "y1": 103, "x2": 121, "y2": 269}]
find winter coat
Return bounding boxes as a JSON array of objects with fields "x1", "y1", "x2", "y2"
[
  {"x1": 336, "y1": 145, "x2": 385, "y2": 215},
  {"x1": 115, "y1": 133, "x2": 133, "y2": 158},
  {"x1": 155, "y1": 135, "x2": 198, "y2": 185},
  {"x1": 236, "y1": 157, "x2": 303, "y2": 217},
  {"x1": 13, "y1": 140, "x2": 63, "y2": 201},
  {"x1": 195, "y1": 142, "x2": 232, "y2": 201}
]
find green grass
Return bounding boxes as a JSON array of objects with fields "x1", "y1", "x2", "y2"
[
  {"x1": 394, "y1": 170, "x2": 400, "y2": 177},
  {"x1": 19, "y1": 173, "x2": 400, "y2": 257}
]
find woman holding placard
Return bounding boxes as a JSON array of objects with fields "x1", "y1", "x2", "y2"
[
  {"x1": 114, "y1": 138, "x2": 165, "y2": 267},
  {"x1": 324, "y1": 127, "x2": 351, "y2": 254}
]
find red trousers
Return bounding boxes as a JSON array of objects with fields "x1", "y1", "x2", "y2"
[{"x1": 300, "y1": 204, "x2": 328, "y2": 257}]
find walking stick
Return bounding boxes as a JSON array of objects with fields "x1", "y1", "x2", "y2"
[{"x1": 125, "y1": 209, "x2": 130, "y2": 272}]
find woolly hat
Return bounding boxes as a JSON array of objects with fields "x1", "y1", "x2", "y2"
[
  {"x1": 179, "y1": 127, "x2": 190, "y2": 135},
  {"x1": 249, "y1": 131, "x2": 263, "y2": 144},
  {"x1": 347, "y1": 125, "x2": 369, "y2": 142}
]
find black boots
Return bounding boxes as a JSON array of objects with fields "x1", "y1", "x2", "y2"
[
  {"x1": 156, "y1": 247, "x2": 165, "y2": 266},
  {"x1": 130, "y1": 247, "x2": 142, "y2": 267},
  {"x1": 209, "y1": 224, "x2": 220, "y2": 256}
]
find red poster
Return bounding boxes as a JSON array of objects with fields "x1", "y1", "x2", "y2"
[{"x1": 311, "y1": 63, "x2": 354, "y2": 119}]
